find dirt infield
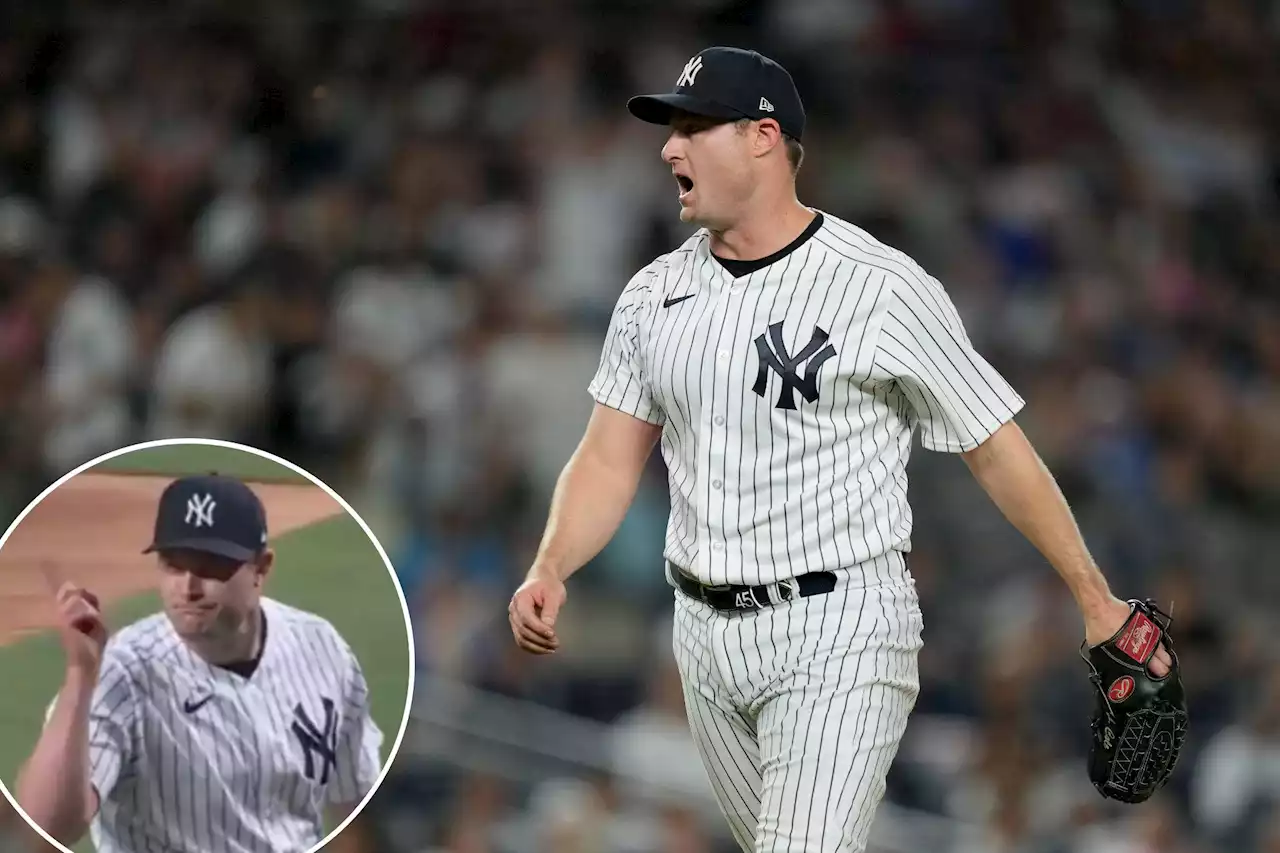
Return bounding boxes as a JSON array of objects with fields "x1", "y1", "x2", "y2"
[{"x1": 0, "y1": 473, "x2": 344, "y2": 646}]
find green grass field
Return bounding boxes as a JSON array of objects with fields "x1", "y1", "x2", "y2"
[
  {"x1": 91, "y1": 443, "x2": 310, "y2": 484},
  {"x1": 0, "y1": 444, "x2": 411, "y2": 852}
]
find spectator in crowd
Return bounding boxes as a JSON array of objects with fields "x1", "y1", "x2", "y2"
[
  {"x1": 146, "y1": 271, "x2": 273, "y2": 442},
  {"x1": 1192, "y1": 662, "x2": 1280, "y2": 849}
]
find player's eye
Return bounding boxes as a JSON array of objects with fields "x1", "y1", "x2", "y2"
[{"x1": 671, "y1": 118, "x2": 710, "y2": 137}]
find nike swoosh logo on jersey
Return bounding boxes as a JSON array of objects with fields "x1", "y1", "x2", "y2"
[
  {"x1": 663, "y1": 293, "x2": 696, "y2": 308},
  {"x1": 183, "y1": 695, "x2": 214, "y2": 714}
]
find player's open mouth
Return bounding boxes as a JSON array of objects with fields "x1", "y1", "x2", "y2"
[{"x1": 675, "y1": 174, "x2": 694, "y2": 198}]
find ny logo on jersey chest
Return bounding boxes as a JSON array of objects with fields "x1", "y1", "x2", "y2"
[
  {"x1": 291, "y1": 697, "x2": 339, "y2": 785},
  {"x1": 752, "y1": 322, "x2": 837, "y2": 410}
]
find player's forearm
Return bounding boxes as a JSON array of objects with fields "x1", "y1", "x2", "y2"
[
  {"x1": 531, "y1": 445, "x2": 648, "y2": 583},
  {"x1": 15, "y1": 670, "x2": 96, "y2": 844},
  {"x1": 961, "y1": 421, "x2": 1114, "y2": 617}
]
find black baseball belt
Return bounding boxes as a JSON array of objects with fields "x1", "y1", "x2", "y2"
[{"x1": 668, "y1": 561, "x2": 837, "y2": 612}]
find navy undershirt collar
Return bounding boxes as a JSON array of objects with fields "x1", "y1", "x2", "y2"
[{"x1": 712, "y1": 212, "x2": 824, "y2": 278}]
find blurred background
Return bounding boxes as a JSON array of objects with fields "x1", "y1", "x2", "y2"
[{"x1": 1, "y1": 0, "x2": 1278, "y2": 851}]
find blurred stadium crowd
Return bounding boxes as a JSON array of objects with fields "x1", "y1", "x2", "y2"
[{"x1": 2, "y1": 0, "x2": 1280, "y2": 851}]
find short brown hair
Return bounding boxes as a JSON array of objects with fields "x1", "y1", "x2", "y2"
[
  {"x1": 735, "y1": 119, "x2": 804, "y2": 175},
  {"x1": 784, "y1": 136, "x2": 805, "y2": 174}
]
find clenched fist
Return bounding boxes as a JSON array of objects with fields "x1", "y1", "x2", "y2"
[{"x1": 509, "y1": 568, "x2": 566, "y2": 655}]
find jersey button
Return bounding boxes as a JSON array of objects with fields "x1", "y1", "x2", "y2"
[
  {"x1": 718, "y1": 350, "x2": 729, "y2": 360},
  {"x1": 712, "y1": 541, "x2": 724, "y2": 551},
  {"x1": 714, "y1": 415, "x2": 725, "y2": 426},
  {"x1": 712, "y1": 479, "x2": 722, "y2": 490}
]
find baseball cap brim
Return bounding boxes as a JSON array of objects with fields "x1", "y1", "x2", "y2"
[
  {"x1": 143, "y1": 538, "x2": 259, "y2": 563},
  {"x1": 626, "y1": 93, "x2": 746, "y2": 127}
]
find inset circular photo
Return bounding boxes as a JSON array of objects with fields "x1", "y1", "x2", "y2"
[{"x1": 0, "y1": 439, "x2": 414, "y2": 853}]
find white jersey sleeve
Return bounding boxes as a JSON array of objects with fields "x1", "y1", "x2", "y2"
[
  {"x1": 326, "y1": 643, "x2": 384, "y2": 806},
  {"x1": 42, "y1": 654, "x2": 138, "y2": 802},
  {"x1": 873, "y1": 270, "x2": 1024, "y2": 452},
  {"x1": 587, "y1": 267, "x2": 665, "y2": 425}
]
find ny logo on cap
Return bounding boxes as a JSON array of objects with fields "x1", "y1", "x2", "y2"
[
  {"x1": 676, "y1": 55, "x2": 703, "y2": 88},
  {"x1": 185, "y1": 493, "x2": 217, "y2": 528}
]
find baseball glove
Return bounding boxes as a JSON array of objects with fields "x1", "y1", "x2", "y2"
[{"x1": 1080, "y1": 598, "x2": 1189, "y2": 804}]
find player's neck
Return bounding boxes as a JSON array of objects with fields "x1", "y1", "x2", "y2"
[{"x1": 708, "y1": 195, "x2": 814, "y2": 262}]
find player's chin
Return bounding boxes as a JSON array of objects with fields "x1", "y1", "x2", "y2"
[
  {"x1": 167, "y1": 606, "x2": 219, "y2": 636},
  {"x1": 677, "y1": 194, "x2": 720, "y2": 227},
  {"x1": 677, "y1": 197, "x2": 702, "y2": 224}
]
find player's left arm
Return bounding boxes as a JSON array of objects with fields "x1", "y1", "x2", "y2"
[
  {"x1": 959, "y1": 421, "x2": 1168, "y2": 672},
  {"x1": 322, "y1": 635, "x2": 384, "y2": 848},
  {"x1": 874, "y1": 268, "x2": 1170, "y2": 671}
]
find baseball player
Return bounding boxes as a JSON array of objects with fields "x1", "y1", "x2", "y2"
[
  {"x1": 509, "y1": 46, "x2": 1175, "y2": 852},
  {"x1": 11, "y1": 474, "x2": 383, "y2": 853}
]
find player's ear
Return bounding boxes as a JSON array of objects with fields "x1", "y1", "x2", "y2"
[
  {"x1": 752, "y1": 118, "x2": 783, "y2": 159},
  {"x1": 254, "y1": 549, "x2": 275, "y2": 585}
]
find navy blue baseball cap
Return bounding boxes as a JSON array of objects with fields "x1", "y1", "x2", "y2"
[
  {"x1": 143, "y1": 474, "x2": 269, "y2": 563},
  {"x1": 627, "y1": 46, "x2": 806, "y2": 141}
]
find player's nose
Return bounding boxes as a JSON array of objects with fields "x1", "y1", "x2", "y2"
[
  {"x1": 661, "y1": 133, "x2": 685, "y2": 164},
  {"x1": 182, "y1": 571, "x2": 205, "y2": 598}
]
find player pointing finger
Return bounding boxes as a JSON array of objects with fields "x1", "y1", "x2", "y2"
[
  {"x1": 40, "y1": 563, "x2": 109, "y2": 672},
  {"x1": 14, "y1": 474, "x2": 385, "y2": 853}
]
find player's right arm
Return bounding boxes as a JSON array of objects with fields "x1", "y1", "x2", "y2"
[
  {"x1": 509, "y1": 269, "x2": 664, "y2": 655},
  {"x1": 15, "y1": 580, "x2": 126, "y2": 846}
]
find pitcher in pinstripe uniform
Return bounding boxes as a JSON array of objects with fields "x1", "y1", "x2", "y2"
[
  {"x1": 11, "y1": 474, "x2": 384, "y2": 853},
  {"x1": 509, "y1": 45, "x2": 1172, "y2": 853}
]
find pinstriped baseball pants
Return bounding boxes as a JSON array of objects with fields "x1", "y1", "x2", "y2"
[{"x1": 671, "y1": 553, "x2": 924, "y2": 852}]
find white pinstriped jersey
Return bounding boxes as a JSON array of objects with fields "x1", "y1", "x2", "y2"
[
  {"x1": 47, "y1": 597, "x2": 383, "y2": 853},
  {"x1": 589, "y1": 211, "x2": 1024, "y2": 587}
]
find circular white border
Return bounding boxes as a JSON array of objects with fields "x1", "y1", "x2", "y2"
[{"x1": 0, "y1": 437, "x2": 417, "y2": 853}]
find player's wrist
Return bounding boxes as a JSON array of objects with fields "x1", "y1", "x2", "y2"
[
  {"x1": 527, "y1": 560, "x2": 565, "y2": 584},
  {"x1": 1082, "y1": 596, "x2": 1134, "y2": 646},
  {"x1": 1071, "y1": 574, "x2": 1119, "y2": 618},
  {"x1": 62, "y1": 661, "x2": 100, "y2": 687},
  {"x1": 1078, "y1": 591, "x2": 1123, "y2": 620}
]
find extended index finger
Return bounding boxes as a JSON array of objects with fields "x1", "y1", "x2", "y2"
[
  {"x1": 38, "y1": 560, "x2": 67, "y2": 597},
  {"x1": 39, "y1": 562, "x2": 99, "y2": 609}
]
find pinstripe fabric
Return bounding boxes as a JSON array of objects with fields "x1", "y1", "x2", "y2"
[
  {"x1": 588, "y1": 211, "x2": 1024, "y2": 588},
  {"x1": 590, "y1": 211, "x2": 1018, "y2": 851},
  {"x1": 673, "y1": 555, "x2": 923, "y2": 852},
  {"x1": 42, "y1": 598, "x2": 383, "y2": 853}
]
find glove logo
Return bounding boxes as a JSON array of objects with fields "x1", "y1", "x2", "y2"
[
  {"x1": 1108, "y1": 675, "x2": 1135, "y2": 702},
  {"x1": 1115, "y1": 612, "x2": 1160, "y2": 662}
]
